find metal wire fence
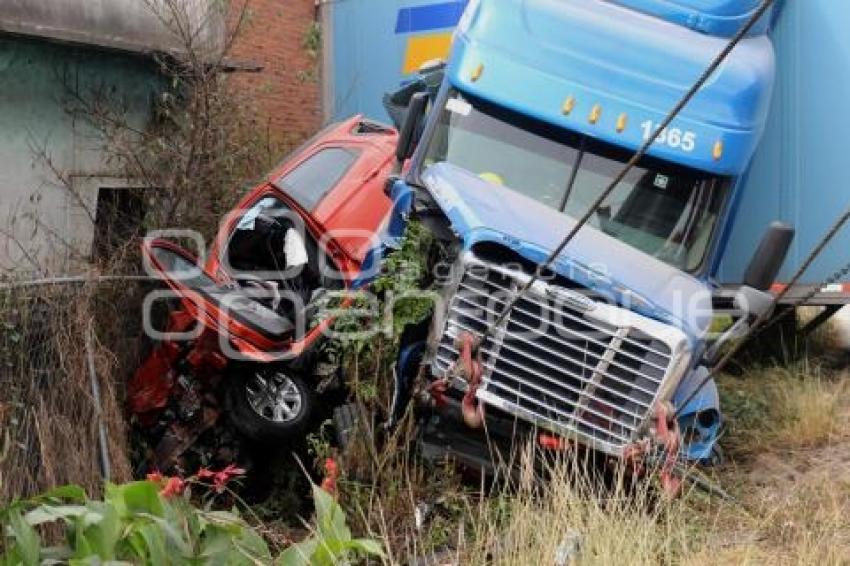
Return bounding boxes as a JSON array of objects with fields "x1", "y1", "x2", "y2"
[{"x1": 0, "y1": 279, "x2": 155, "y2": 501}]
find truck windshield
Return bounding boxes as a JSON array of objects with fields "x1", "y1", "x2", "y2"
[{"x1": 420, "y1": 90, "x2": 729, "y2": 272}]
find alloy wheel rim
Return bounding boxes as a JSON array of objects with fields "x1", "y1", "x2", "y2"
[{"x1": 245, "y1": 372, "x2": 303, "y2": 423}]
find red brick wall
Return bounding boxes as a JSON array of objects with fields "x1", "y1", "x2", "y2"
[{"x1": 229, "y1": 0, "x2": 322, "y2": 146}]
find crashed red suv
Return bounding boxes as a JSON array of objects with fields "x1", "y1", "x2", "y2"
[{"x1": 129, "y1": 116, "x2": 398, "y2": 459}]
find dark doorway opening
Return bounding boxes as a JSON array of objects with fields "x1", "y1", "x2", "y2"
[{"x1": 92, "y1": 187, "x2": 147, "y2": 262}]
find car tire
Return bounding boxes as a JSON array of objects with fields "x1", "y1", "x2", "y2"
[{"x1": 227, "y1": 369, "x2": 315, "y2": 443}]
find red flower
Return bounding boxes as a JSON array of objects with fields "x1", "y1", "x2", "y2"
[
  {"x1": 320, "y1": 477, "x2": 337, "y2": 496},
  {"x1": 219, "y1": 463, "x2": 247, "y2": 478},
  {"x1": 196, "y1": 467, "x2": 216, "y2": 480},
  {"x1": 146, "y1": 471, "x2": 165, "y2": 484},
  {"x1": 195, "y1": 464, "x2": 246, "y2": 493},
  {"x1": 320, "y1": 457, "x2": 340, "y2": 496},
  {"x1": 324, "y1": 458, "x2": 338, "y2": 476},
  {"x1": 160, "y1": 476, "x2": 187, "y2": 498},
  {"x1": 213, "y1": 464, "x2": 246, "y2": 493}
]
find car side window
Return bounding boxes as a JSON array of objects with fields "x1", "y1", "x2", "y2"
[{"x1": 274, "y1": 147, "x2": 360, "y2": 211}]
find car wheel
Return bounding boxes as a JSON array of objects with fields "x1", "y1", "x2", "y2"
[{"x1": 227, "y1": 369, "x2": 314, "y2": 443}]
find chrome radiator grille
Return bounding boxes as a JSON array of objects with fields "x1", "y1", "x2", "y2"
[{"x1": 433, "y1": 253, "x2": 689, "y2": 455}]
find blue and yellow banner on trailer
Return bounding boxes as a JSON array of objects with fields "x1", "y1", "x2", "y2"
[
  {"x1": 327, "y1": 0, "x2": 466, "y2": 122},
  {"x1": 395, "y1": 1, "x2": 467, "y2": 74}
]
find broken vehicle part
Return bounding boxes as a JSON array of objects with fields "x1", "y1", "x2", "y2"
[
  {"x1": 380, "y1": 0, "x2": 782, "y2": 487},
  {"x1": 130, "y1": 117, "x2": 398, "y2": 466}
]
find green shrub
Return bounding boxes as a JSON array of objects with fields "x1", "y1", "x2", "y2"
[
  {"x1": 1, "y1": 481, "x2": 269, "y2": 565},
  {"x1": 1, "y1": 479, "x2": 384, "y2": 565},
  {"x1": 277, "y1": 483, "x2": 384, "y2": 566}
]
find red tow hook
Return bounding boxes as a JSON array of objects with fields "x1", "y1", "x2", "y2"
[
  {"x1": 427, "y1": 378, "x2": 450, "y2": 408},
  {"x1": 538, "y1": 433, "x2": 572, "y2": 451},
  {"x1": 621, "y1": 402, "x2": 683, "y2": 498},
  {"x1": 655, "y1": 401, "x2": 683, "y2": 498},
  {"x1": 622, "y1": 441, "x2": 649, "y2": 477},
  {"x1": 454, "y1": 332, "x2": 485, "y2": 429}
]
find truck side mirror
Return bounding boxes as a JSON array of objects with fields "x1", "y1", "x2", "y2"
[
  {"x1": 703, "y1": 284, "x2": 776, "y2": 366},
  {"x1": 395, "y1": 92, "x2": 429, "y2": 167},
  {"x1": 743, "y1": 221, "x2": 795, "y2": 291}
]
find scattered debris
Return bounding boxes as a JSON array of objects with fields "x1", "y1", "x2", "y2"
[
  {"x1": 414, "y1": 501, "x2": 433, "y2": 531},
  {"x1": 554, "y1": 530, "x2": 583, "y2": 566}
]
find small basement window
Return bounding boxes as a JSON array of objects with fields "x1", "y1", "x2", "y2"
[{"x1": 92, "y1": 187, "x2": 147, "y2": 262}]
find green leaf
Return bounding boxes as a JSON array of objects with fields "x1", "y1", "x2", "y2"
[
  {"x1": 181, "y1": 501, "x2": 203, "y2": 550},
  {"x1": 310, "y1": 538, "x2": 347, "y2": 566},
  {"x1": 129, "y1": 522, "x2": 168, "y2": 565},
  {"x1": 67, "y1": 555, "x2": 126, "y2": 565},
  {"x1": 103, "y1": 484, "x2": 130, "y2": 520},
  {"x1": 200, "y1": 510, "x2": 242, "y2": 531},
  {"x1": 311, "y1": 484, "x2": 351, "y2": 543},
  {"x1": 34, "y1": 485, "x2": 87, "y2": 504},
  {"x1": 79, "y1": 502, "x2": 121, "y2": 560},
  {"x1": 24, "y1": 504, "x2": 88, "y2": 526},
  {"x1": 71, "y1": 516, "x2": 95, "y2": 560},
  {"x1": 141, "y1": 514, "x2": 192, "y2": 558},
  {"x1": 233, "y1": 528, "x2": 272, "y2": 562},
  {"x1": 8, "y1": 509, "x2": 40, "y2": 566},
  {"x1": 2, "y1": 480, "x2": 287, "y2": 566},
  {"x1": 276, "y1": 539, "x2": 318, "y2": 566},
  {"x1": 349, "y1": 538, "x2": 386, "y2": 558},
  {"x1": 117, "y1": 482, "x2": 165, "y2": 518},
  {"x1": 39, "y1": 544, "x2": 73, "y2": 563},
  {"x1": 199, "y1": 526, "x2": 232, "y2": 561},
  {"x1": 123, "y1": 528, "x2": 149, "y2": 561}
]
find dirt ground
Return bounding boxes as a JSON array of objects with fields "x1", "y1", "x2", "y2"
[{"x1": 686, "y1": 367, "x2": 850, "y2": 564}]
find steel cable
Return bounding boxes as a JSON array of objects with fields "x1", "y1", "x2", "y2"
[
  {"x1": 481, "y1": 0, "x2": 777, "y2": 344},
  {"x1": 675, "y1": 205, "x2": 850, "y2": 416}
]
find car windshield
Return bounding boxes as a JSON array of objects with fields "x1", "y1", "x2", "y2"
[{"x1": 421, "y1": 89, "x2": 729, "y2": 272}]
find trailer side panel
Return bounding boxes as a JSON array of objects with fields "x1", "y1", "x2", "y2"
[{"x1": 717, "y1": 0, "x2": 850, "y2": 295}]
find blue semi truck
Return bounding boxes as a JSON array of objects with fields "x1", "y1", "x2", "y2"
[
  {"x1": 323, "y1": 0, "x2": 850, "y2": 307},
  {"x1": 322, "y1": 0, "x2": 850, "y2": 465}
]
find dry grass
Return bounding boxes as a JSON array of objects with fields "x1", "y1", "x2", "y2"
[
  {"x1": 707, "y1": 359, "x2": 850, "y2": 564},
  {"x1": 0, "y1": 282, "x2": 138, "y2": 501},
  {"x1": 720, "y1": 362, "x2": 848, "y2": 453},
  {"x1": 329, "y1": 356, "x2": 850, "y2": 565},
  {"x1": 770, "y1": 373, "x2": 846, "y2": 447},
  {"x1": 459, "y1": 458, "x2": 696, "y2": 565},
  {"x1": 0, "y1": 0, "x2": 283, "y2": 504}
]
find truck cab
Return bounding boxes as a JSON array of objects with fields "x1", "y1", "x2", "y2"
[{"x1": 385, "y1": 0, "x2": 782, "y2": 463}]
